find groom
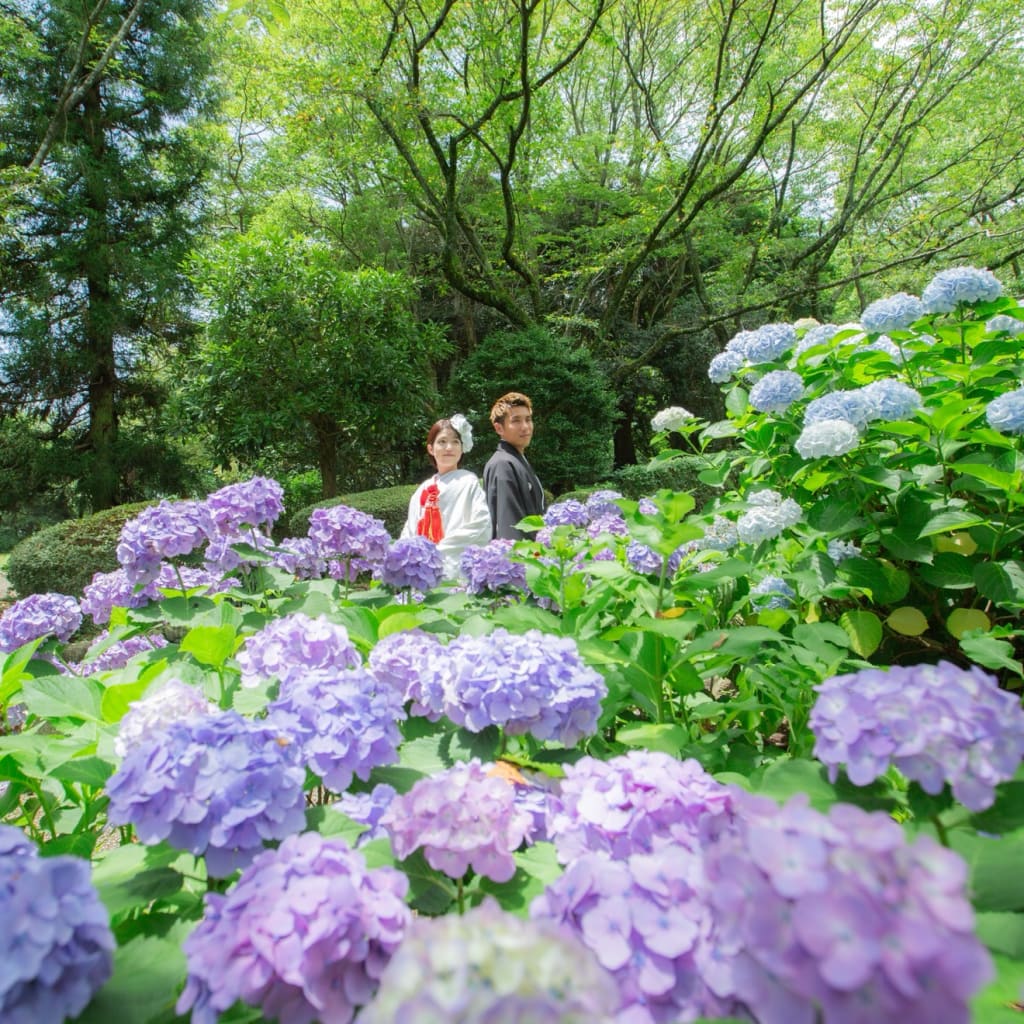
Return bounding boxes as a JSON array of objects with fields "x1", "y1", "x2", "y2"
[{"x1": 483, "y1": 391, "x2": 545, "y2": 540}]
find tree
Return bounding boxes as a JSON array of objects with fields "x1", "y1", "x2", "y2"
[
  {"x1": 0, "y1": 0, "x2": 218, "y2": 509},
  {"x1": 187, "y1": 231, "x2": 449, "y2": 497}
]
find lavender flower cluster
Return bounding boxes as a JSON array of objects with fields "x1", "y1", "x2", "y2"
[
  {"x1": 116, "y1": 499, "x2": 213, "y2": 584},
  {"x1": 1, "y1": 826, "x2": 115, "y2": 1024},
  {"x1": 545, "y1": 751, "x2": 735, "y2": 863},
  {"x1": 810, "y1": 661, "x2": 1024, "y2": 810},
  {"x1": 374, "y1": 536, "x2": 444, "y2": 592},
  {"x1": 177, "y1": 831, "x2": 410, "y2": 1024},
  {"x1": 381, "y1": 759, "x2": 533, "y2": 882},
  {"x1": 205, "y1": 475, "x2": 284, "y2": 533},
  {"x1": 0, "y1": 592, "x2": 82, "y2": 652},
  {"x1": 106, "y1": 709, "x2": 307, "y2": 876},
  {"x1": 334, "y1": 783, "x2": 397, "y2": 847},
  {"x1": 360, "y1": 900, "x2": 619, "y2": 1024},
  {"x1": 267, "y1": 667, "x2": 404, "y2": 792},
  {"x1": 236, "y1": 612, "x2": 361, "y2": 689},
  {"x1": 367, "y1": 628, "x2": 447, "y2": 717},
  {"x1": 307, "y1": 504, "x2": 391, "y2": 566},
  {"x1": 83, "y1": 630, "x2": 168, "y2": 675},
  {"x1": 700, "y1": 791, "x2": 993, "y2": 1023},
  {"x1": 440, "y1": 628, "x2": 607, "y2": 746},
  {"x1": 461, "y1": 539, "x2": 528, "y2": 595}
]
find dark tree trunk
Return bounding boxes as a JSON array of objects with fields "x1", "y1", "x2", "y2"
[{"x1": 312, "y1": 414, "x2": 339, "y2": 498}]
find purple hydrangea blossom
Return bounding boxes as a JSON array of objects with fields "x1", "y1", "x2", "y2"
[
  {"x1": 367, "y1": 628, "x2": 447, "y2": 716},
  {"x1": 651, "y1": 406, "x2": 694, "y2": 432},
  {"x1": 922, "y1": 266, "x2": 1003, "y2": 313},
  {"x1": 532, "y1": 848, "x2": 731, "y2": 1024},
  {"x1": 236, "y1": 612, "x2": 361, "y2": 689},
  {"x1": 794, "y1": 419, "x2": 860, "y2": 459},
  {"x1": 736, "y1": 491, "x2": 802, "y2": 543},
  {"x1": 546, "y1": 752, "x2": 735, "y2": 864},
  {"x1": 203, "y1": 529, "x2": 275, "y2": 576},
  {"x1": 587, "y1": 508, "x2": 628, "y2": 537},
  {"x1": 143, "y1": 562, "x2": 238, "y2": 599},
  {"x1": 986, "y1": 313, "x2": 1024, "y2": 336},
  {"x1": 374, "y1": 536, "x2": 444, "y2": 592},
  {"x1": 83, "y1": 630, "x2": 168, "y2": 675},
  {"x1": 461, "y1": 540, "x2": 528, "y2": 595},
  {"x1": 986, "y1": 386, "x2": 1024, "y2": 434},
  {"x1": 205, "y1": 476, "x2": 284, "y2": 534},
  {"x1": 544, "y1": 499, "x2": 589, "y2": 527},
  {"x1": 749, "y1": 370, "x2": 804, "y2": 413},
  {"x1": 626, "y1": 541, "x2": 664, "y2": 575},
  {"x1": 862, "y1": 379, "x2": 923, "y2": 421},
  {"x1": 177, "y1": 831, "x2": 410, "y2": 1024},
  {"x1": 700, "y1": 790, "x2": 993, "y2": 1023},
  {"x1": 80, "y1": 568, "x2": 149, "y2": 625},
  {"x1": 116, "y1": 499, "x2": 214, "y2": 584},
  {"x1": 751, "y1": 576, "x2": 796, "y2": 610},
  {"x1": 113, "y1": 677, "x2": 215, "y2": 758},
  {"x1": 266, "y1": 667, "x2": 404, "y2": 792},
  {"x1": 0, "y1": 592, "x2": 82, "y2": 652},
  {"x1": 707, "y1": 349, "x2": 746, "y2": 383},
  {"x1": 804, "y1": 389, "x2": 874, "y2": 430},
  {"x1": 440, "y1": 628, "x2": 607, "y2": 746},
  {"x1": 272, "y1": 537, "x2": 327, "y2": 579},
  {"x1": 810, "y1": 661, "x2": 1024, "y2": 811},
  {"x1": 0, "y1": 826, "x2": 115, "y2": 1024},
  {"x1": 106, "y1": 709, "x2": 307, "y2": 877},
  {"x1": 307, "y1": 504, "x2": 391, "y2": 563},
  {"x1": 360, "y1": 900, "x2": 619, "y2": 1024},
  {"x1": 334, "y1": 784, "x2": 397, "y2": 847},
  {"x1": 860, "y1": 292, "x2": 924, "y2": 333},
  {"x1": 381, "y1": 759, "x2": 533, "y2": 882},
  {"x1": 585, "y1": 490, "x2": 625, "y2": 519}
]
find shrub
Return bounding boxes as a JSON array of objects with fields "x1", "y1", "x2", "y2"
[
  {"x1": 557, "y1": 457, "x2": 720, "y2": 512},
  {"x1": 289, "y1": 485, "x2": 417, "y2": 540},
  {"x1": 6, "y1": 503, "x2": 151, "y2": 599}
]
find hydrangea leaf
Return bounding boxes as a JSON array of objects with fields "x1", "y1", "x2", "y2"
[
  {"x1": 957, "y1": 635, "x2": 1023, "y2": 676},
  {"x1": 22, "y1": 674, "x2": 104, "y2": 723},
  {"x1": 886, "y1": 607, "x2": 929, "y2": 636},
  {"x1": 947, "y1": 607, "x2": 991, "y2": 639},
  {"x1": 969, "y1": 952, "x2": 1024, "y2": 1024},
  {"x1": 974, "y1": 561, "x2": 1024, "y2": 609},
  {"x1": 839, "y1": 610, "x2": 883, "y2": 657}
]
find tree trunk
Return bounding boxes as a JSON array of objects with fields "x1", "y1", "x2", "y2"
[
  {"x1": 312, "y1": 414, "x2": 339, "y2": 498},
  {"x1": 83, "y1": 79, "x2": 119, "y2": 510}
]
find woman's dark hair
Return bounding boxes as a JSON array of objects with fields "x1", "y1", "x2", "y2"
[{"x1": 426, "y1": 418, "x2": 464, "y2": 469}]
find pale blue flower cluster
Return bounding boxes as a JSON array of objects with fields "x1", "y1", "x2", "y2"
[
  {"x1": 707, "y1": 348, "x2": 746, "y2": 383},
  {"x1": 236, "y1": 612, "x2": 361, "y2": 689},
  {"x1": 80, "y1": 568, "x2": 150, "y2": 625},
  {"x1": 794, "y1": 418, "x2": 860, "y2": 459},
  {"x1": 860, "y1": 292, "x2": 923, "y2": 333},
  {"x1": 360, "y1": 901, "x2": 619, "y2": 1024},
  {"x1": 748, "y1": 370, "x2": 804, "y2": 413},
  {"x1": 827, "y1": 538, "x2": 860, "y2": 563},
  {"x1": 986, "y1": 313, "x2": 1024, "y2": 335},
  {"x1": 862, "y1": 379, "x2": 923, "y2": 421},
  {"x1": 986, "y1": 386, "x2": 1024, "y2": 434},
  {"x1": 381, "y1": 759, "x2": 533, "y2": 882},
  {"x1": 1, "y1": 826, "x2": 115, "y2": 1024},
  {"x1": 177, "y1": 832, "x2": 410, "y2": 1024},
  {"x1": 106, "y1": 709, "x2": 307, "y2": 877},
  {"x1": 736, "y1": 490, "x2": 802, "y2": 543},
  {"x1": 921, "y1": 266, "x2": 1002, "y2": 313},
  {"x1": 804, "y1": 389, "x2": 874, "y2": 430},
  {"x1": 810, "y1": 661, "x2": 1024, "y2": 811},
  {"x1": 793, "y1": 322, "x2": 840, "y2": 357},
  {"x1": 651, "y1": 406, "x2": 694, "y2": 432},
  {"x1": 750, "y1": 575, "x2": 796, "y2": 610},
  {"x1": 701, "y1": 791, "x2": 992, "y2": 1022},
  {"x1": 0, "y1": 592, "x2": 82, "y2": 651},
  {"x1": 267, "y1": 667, "x2": 404, "y2": 792}
]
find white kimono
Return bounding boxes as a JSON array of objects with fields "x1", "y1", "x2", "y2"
[{"x1": 401, "y1": 469, "x2": 492, "y2": 579}]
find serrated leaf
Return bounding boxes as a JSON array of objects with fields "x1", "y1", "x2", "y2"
[
  {"x1": 22, "y1": 674, "x2": 104, "y2": 722},
  {"x1": 975, "y1": 561, "x2": 1024, "y2": 609},
  {"x1": 179, "y1": 624, "x2": 239, "y2": 667},
  {"x1": 918, "y1": 509, "x2": 987, "y2": 537},
  {"x1": 917, "y1": 552, "x2": 977, "y2": 589}
]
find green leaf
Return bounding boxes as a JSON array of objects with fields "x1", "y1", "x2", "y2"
[
  {"x1": 918, "y1": 509, "x2": 987, "y2": 537},
  {"x1": 475, "y1": 842, "x2": 563, "y2": 916},
  {"x1": 951, "y1": 829, "x2": 1024, "y2": 913},
  {"x1": 975, "y1": 561, "x2": 1024, "y2": 609},
  {"x1": 396, "y1": 847, "x2": 456, "y2": 914},
  {"x1": 50, "y1": 755, "x2": 114, "y2": 788},
  {"x1": 305, "y1": 805, "x2": 368, "y2": 845},
  {"x1": 76, "y1": 920, "x2": 193, "y2": 1024},
  {"x1": 92, "y1": 844, "x2": 191, "y2": 920},
  {"x1": 836, "y1": 558, "x2": 909, "y2": 604},
  {"x1": 886, "y1": 606, "x2": 929, "y2": 636},
  {"x1": 972, "y1": 783, "x2": 1024, "y2": 836},
  {"x1": 616, "y1": 722, "x2": 688, "y2": 755},
  {"x1": 100, "y1": 660, "x2": 169, "y2": 723},
  {"x1": 839, "y1": 610, "x2": 883, "y2": 657},
  {"x1": 971, "y1": 952, "x2": 1024, "y2": 1024},
  {"x1": 958, "y1": 635, "x2": 1023, "y2": 675},
  {"x1": 976, "y1": 912, "x2": 1024, "y2": 958},
  {"x1": 748, "y1": 758, "x2": 839, "y2": 811},
  {"x1": 179, "y1": 624, "x2": 239, "y2": 667},
  {"x1": 22, "y1": 674, "x2": 104, "y2": 722},
  {"x1": 917, "y1": 553, "x2": 977, "y2": 590}
]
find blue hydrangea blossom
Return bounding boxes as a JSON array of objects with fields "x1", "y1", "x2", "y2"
[{"x1": 921, "y1": 266, "x2": 1002, "y2": 313}]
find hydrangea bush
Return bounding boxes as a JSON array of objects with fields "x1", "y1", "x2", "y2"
[{"x1": 0, "y1": 266, "x2": 1022, "y2": 1024}]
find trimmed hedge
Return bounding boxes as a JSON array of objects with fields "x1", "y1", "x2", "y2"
[
  {"x1": 289, "y1": 484, "x2": 418, "y2": 540},
  {"x1": 6, "y1": 502, "x2": 152, "y2": 599},
  {"x1": 559, "y1": 456, "x2": 721, "y2": 511}
]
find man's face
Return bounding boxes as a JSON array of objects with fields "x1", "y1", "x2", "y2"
[{"x1": 493, "y1": 405, "x2": 534, "y2": 453}]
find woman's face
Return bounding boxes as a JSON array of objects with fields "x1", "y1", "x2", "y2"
[{"x1": 428, "y1": 426, "x2": 462, "y2": 474}]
